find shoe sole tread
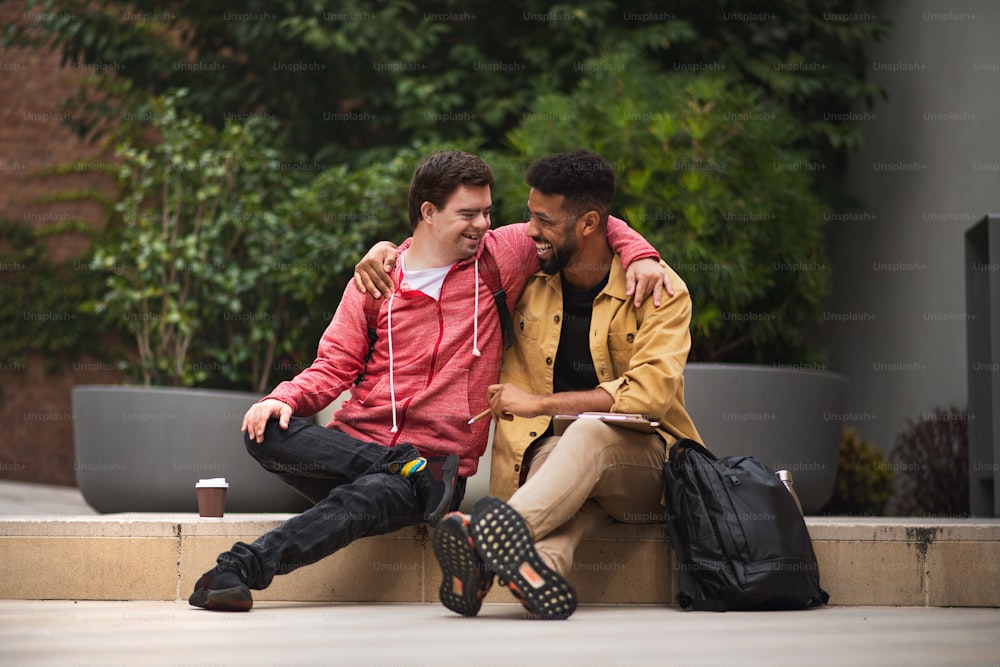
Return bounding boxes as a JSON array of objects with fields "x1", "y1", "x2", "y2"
[
  {"x1": 189, "y1": 586, "x2": 253, "y2": 612},
  {"x1": 433, "y1": 513, "x2": 492, "y2": 617},
  {"x1": 470, "y1": 497, "x2": 577, "y2": 620}
]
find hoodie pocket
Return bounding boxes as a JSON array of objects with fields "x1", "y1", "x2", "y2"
[
  {"x1": 358, "y1": 372, "x2": 423, "y2": 409},
  {"x1": 407, "y1": 366, "x2": 474, "y2": 434},
  {"x1": 360, "y1": 367, "x2": 474, "y2": 435}
]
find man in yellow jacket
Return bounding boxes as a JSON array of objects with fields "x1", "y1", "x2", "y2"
[{"x1": 433, "y1": 150, "x2": 702, "y2": 620}]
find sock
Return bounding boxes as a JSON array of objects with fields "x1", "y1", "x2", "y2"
[{"x1": 394, "y1": 457, "x2": 427, "y2": 478}]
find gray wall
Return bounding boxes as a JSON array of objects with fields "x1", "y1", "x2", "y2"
[{"x1": 821, "y1": 0, "x2": 1000, "y2": 453}]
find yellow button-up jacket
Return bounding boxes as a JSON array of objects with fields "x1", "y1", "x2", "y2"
[{"x1": 489, "y1": 255, "x2": 702, "y2": 500}]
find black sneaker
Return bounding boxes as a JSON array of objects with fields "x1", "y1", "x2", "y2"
[
  {"x1": 433, "y1": 512, "x2": 494, "y2": 617},
  {"x1": 411, "y1": 454, "x2": 460, "y2": 524},
  {"x1": 188, "y1": 563, "x2": 253, "y2": 611},
  {"x1": 469, "y1": 496, "x2": 577, "y2": 620}
]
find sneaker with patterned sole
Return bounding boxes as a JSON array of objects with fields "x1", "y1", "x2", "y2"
[
  {"x1": 188, "y1": 564, "x2": 253, "y2": 612},
  {"x1": 469, "y1": 496, "x2": 577, "y2": 620},
  {"x1": 433, "y1": 512, "x2": 494, "y2": 616}
]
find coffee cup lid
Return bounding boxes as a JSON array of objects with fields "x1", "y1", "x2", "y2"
[{"x1": 195, "y1": 477, "x2": 229, "y2": 488}]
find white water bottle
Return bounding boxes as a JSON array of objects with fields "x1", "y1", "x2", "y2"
[{"x1": 777, "y1": 469, "x2": 804, "y2": 515}]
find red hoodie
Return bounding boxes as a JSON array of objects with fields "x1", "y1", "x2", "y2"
[{"x1": 264, "y1": 219, "x2": 656, "y2": 476}]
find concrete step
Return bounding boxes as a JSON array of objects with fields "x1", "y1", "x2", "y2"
[{"x1": 1, "y1": 515, "x2": 998, "y2": 607}]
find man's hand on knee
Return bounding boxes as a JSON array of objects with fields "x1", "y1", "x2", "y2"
[{"x1": 241, "y1": 399, "x2": 292, "y2": 443}]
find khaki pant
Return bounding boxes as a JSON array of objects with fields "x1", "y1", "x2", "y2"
[{"x1": 506, "y1": 418, "x2": 668, "y2": 576}]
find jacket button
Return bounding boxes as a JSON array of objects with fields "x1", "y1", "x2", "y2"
[
  {"x1": 545, "y1": 357, "x2": 552, "y2": 365},
  {"x1": 627, "y1": 333, "x2": 635, "y2": 343},
  {"x1": 529, "y1": 431, "x2": 536, "y2": 437},
  {"x1": 554, "y1": 315, "x2": 560, "y2": 323},
  {"x1": 514, "y1": 464, "x2": 520, "y2": 472},
  {"x1": 519, "y1": 321, "x2": 524, "y2": 329}
]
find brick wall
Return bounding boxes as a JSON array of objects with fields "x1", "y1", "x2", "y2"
[{"x1": 0, "y1": 2, "x2": 126, "y2": 486}]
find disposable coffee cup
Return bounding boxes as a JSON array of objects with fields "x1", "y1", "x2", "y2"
[{"x1": 195, "y1": 478, "x2": 229, "y2": 517}]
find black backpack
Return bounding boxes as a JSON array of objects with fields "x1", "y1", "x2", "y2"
[{"x1": 662, "y1": 439, "x2": 830, "y2": 611}]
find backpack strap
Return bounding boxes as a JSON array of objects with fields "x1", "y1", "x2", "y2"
[
  {"x1": 354, "y1": 292, "x2": 380, "y2": 386},
  {"x1": 665, "y1": 438, "x2": 728, "y2": 612},
  {"x1": 667, "y1": 438, "x2": 717, "y2": 464},
  {"x1": 668, "y1": 496, "x2": 727, "y2": 611},
  {"x1": 477, "y1": 247, "x2": 514, "y2": 350}
]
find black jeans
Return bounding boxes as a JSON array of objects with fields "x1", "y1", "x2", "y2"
[{"x1": 220, "y1": 417, "x2": 466, "y2": 589}]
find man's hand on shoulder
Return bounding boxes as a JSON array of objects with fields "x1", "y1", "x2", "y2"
[
  {"x1": 625, "y1": 257, "x2": 674, "y2": 308},
  {"x1": 353, "y1": 241, "x2": 399, "y2": 299},
  {"x1": 242, "y1": 399, "x2": 292, "y2": 443}
]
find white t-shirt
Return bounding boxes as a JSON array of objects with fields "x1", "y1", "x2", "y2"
[{"x1": 399, "y1": 252, "x2": 453, "y2": 301}]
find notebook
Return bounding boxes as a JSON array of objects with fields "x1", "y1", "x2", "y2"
[{"x1": 552, "y1": 412, "x2": 660, "y2": 435}]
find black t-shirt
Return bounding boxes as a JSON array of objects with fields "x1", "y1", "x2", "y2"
[
  {"x1": 520, "y1": 271, "x2": 611, "y2": 470},
  {"x1": 526, "y1": 270, "x2": 610, "y2": 467},
  {"x1": 552, "y1": 271, "x2": 609, "y2": 394}
]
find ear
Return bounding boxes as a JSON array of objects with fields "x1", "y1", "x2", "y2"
[
  {"x1": 577, "y1": 210, "x2": 601, "y2": 237},
  {"x1": 420, "y1": 201, "x2": 437, "y2": 226}
]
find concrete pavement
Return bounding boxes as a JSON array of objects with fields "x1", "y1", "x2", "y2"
[
  {"x1": 0, "y1": 479, "x2": 97, "y2": 516},
  {"x1": 2, "y1": 480, "x2": 1000, "y2": 666},
  {"x1": 1, "y1": 600, "x2": 999, "y2": 666}
]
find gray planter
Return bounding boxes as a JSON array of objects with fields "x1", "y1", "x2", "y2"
[
  {"x1": 72, "y1": 385, "x2": 310, "y2": 513},
  {"x1": 682, "y1": 363, "x2": 848, "y2": 514}
]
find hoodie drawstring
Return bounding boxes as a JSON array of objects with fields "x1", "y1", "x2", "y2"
[
  {"x1": 386, "y1": 291, "x2": 399, "y2": 433},
  {"x1": 384, "y1": 253, "x2": 482, "y2": 434},
  {"x1": 472, "y1": 257, "x2": 481, "y2": 357}
]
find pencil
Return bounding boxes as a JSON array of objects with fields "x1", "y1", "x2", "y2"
[{"x1": 467, "y1": 408, "x2": 492, "y2": 425}]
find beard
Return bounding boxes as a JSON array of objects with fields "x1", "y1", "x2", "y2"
[{"x1": 538, "y1": 236, "x2": 577, "y2": 275}]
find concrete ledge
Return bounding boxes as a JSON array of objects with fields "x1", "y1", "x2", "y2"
[{"x1": 1, "y1": 514, "x2": 998, "y2": 606}]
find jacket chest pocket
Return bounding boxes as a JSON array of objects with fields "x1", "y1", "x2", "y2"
[
  {"x1": 607, "y1": 330, "x2": 636, "y2": 356},
  {"x1": 515, "y1": 310, "x2": 540, "y2": 342}
]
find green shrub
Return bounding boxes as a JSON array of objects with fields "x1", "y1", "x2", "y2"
[
  {"x1": 88, "y1": 91, "x2": 306, "y2": 390},
  {"x1": 889, "y1": 407, "x2": 970, "y2": 517},
  {"x1": 3, "y1": 0, "x2": 887, "y2": 168},
  {"x1": 821, "y1": 427, "x2": 894, "y2": 516},
  {"x1": 499, "y1": 50, "x2": 829, "y2": 364},
  {"x1": 0, "y1": 219, "x2": 107, "y2": 371},
  {"x1": 86, "y1": 92, "x2": 456, "y2": 391}
]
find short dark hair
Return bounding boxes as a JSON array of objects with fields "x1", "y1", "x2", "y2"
[
  {"x1": 524, "y1": 150, "x2": 615, "y2": 223},
  {"x1": 408, "y1": 151, "x2": 495, "y2": 230}
]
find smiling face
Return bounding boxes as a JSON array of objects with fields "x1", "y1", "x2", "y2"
[
  {"x1": 422, "y1": 184, "x2": 493, "y2": 265},
  {"x1": 525, "y1": 188, "x2": 580, "y2": 275}
]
